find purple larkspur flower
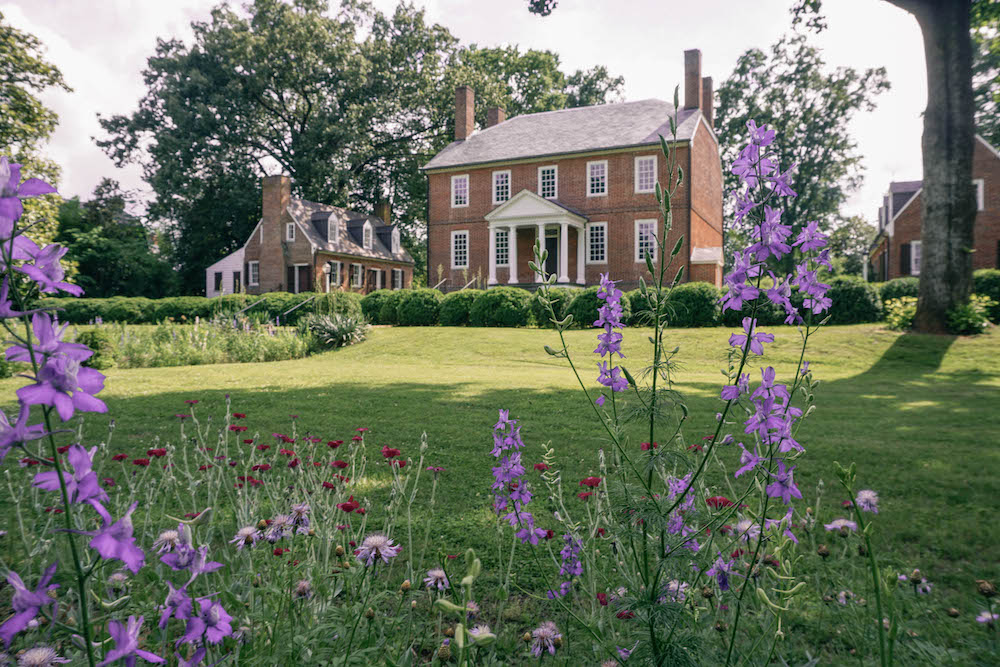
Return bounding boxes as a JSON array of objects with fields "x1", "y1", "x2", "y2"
[
  {"x1": 16, "y1": 240, "x2": 83, "y2": 296},
  {"x1": 734, "y1": 443, "x2": 763, "y2": 478},
  {"x1": 530, "y1": 621, "x2": 561, "y2": 657},
  {"x1": 87, "y1": 502, "x2": 145, "y2": 573},
  {"x1": 706, "y1": 554, "x2": 737, "y2": 592},
  {"x1": 764, "y1": 461, "x2": 803, "y2": 505},
  {"x1": 159, "y1": 581, "x2": 193, "y2": 630},
  {"x1": 0, "y1": 403, "x2": 45, "y2": 464},
  {"x1": 96, "y1": 615, "x2": 165, "y2": 666},
  {"x1": 660, "y1": 579, "x2": 689, "y2": 603},
  {"x1": 0, "y1": 157, "x2": 57, "y2": 221},
  {"x1": 160, "y1": 539, "x2": 222, "y2": 577},
  {"x1": 0, "y1": 562, "x2": 59, "y2": 648},
  {"x1": 764, "y1": 507, "x2": 799, "y2": 544},
  {"x1": 729, "y1": 317, "x2": 774, "y2": 356},
  {"x1": 748, "y1": 206, "x2": 792, "y2": 262},
  {"x1": 793, "y1": 220, "x2": 828, "y2": 252},
  {"x1": 177, "y1": 598, "x2": 233, "y2": 647},
  {"x1": 855, "y1": 489, "x2": 879, "y2": 514},
  {"x1": 33, "y1": 444, "x2": 108, "y2": 508}
]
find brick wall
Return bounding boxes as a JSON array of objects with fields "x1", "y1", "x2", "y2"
[{"x1": 316, "y1": 253, "x2": 413, "y2": 293}]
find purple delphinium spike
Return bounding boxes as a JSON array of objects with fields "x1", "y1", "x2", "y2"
[
  {"x1": 594, "y1": 273, "x2": 627, "y2": 404},
  {"x1": 0, "y1": 403, "x2": 45, "y2": 464},
  {"x1": 159, "y1": 581, "x2": 194, "y2": 630},
  {"x1": 87, "y1": 502, "x2": 145, "y2": 574},
  {"x1": 33, "y1": 444, "x2": 109, "y2": 508},
  {"x1": 97, "y1": 615, "x2": 165, "y2": 666},
  {"x1": 764, "y1": 461, "x2": 803, "y2": 505},
  {"x1": 177, "y1": 598, "x2": 233, "y2": 646},
  {"x1": 0, "y1": 562, "x2": 59, "y2": 648}
]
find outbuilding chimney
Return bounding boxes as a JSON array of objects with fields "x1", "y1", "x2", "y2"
[
  {"x1": 262, "y1": 175, "x2": 291, "y2": 224},
  {"x1": 374, "y1": 201, "x2": 391, "y2": 224},
  {"x1": 455, "y1": 86, "x2": 475, "y2": 141},
  {"x1": 701, "y1": 76, "x2": 714, "y2": 129},
  {"x1": 684, "y1": 49, "x2": 702, "y2": 111},
  {"x1": 486, "y1": 107, "x2": 506, "y2": 128}
]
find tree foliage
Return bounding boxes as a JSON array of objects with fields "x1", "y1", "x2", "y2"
[
  {"x1": 827, "y1": 215, "x2": 875, "y2": 276},
  {"x1": 972, "y1": 0, "x2": 1000, "y2": 146},
  {"x1": 98, "y1": 0, "x2": 624, "y2": 293}
]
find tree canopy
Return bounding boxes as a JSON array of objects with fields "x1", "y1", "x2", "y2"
[{"x1": 972, "y1": 0, "x2": 1000, "y2": 146}]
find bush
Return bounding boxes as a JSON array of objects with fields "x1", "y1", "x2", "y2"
[
  {"x1": 973, "y1": 269, "x2": 1000, "y2": 323},
  {"x1": 104, "y1": 297, "x2": 155, "y2": 324},
  {"x1": 880, "y1": 277, "x2": 920, "y2": 304},
  {"x1": 469, "y1": 287, "x2": 532, "y2": 327},
  {"x1": 303, "y1": 313, "x2": 369, "y2": 348},
  {"x1": 154, "y1": 296, "x2": 215, "y2": 323},
  {"x1": 397, "y1": 289, "x2": 443, "y2": 326},
  {"x1": 361, "y1": 290, "x2": 394, "y2": 325},
  {"x1": 75, "y1": 328, "x2": 116, "y2": 370},
  {"x1": 884, "y1": 297, "x2": 917, "y2": 331},
  {"x1": 530, "y1": 287, "x2": 576, "y2": 328},
  {"x1": 566, "y1": 286, "x2": 632, "y2": 329},
  {"x1": 947, "y1": 294, "x2": 996, "y2": 335},
  {"x1": 315, "y1": 291, "x2": 363, "y2": 321},
  {"x1": 825, "y1": 276, "x2": 882, "y2": 324},
  {"x1": 378, "y1": 290, "x2": 407, "y2": 326},
  {"x1": 663, "y1": 282, "x2": 721, "y2": 327},
  {"x1": 440, "y1": 290, "x2": 482, "y2": 326}
]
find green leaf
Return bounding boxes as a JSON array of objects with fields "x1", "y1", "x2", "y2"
[
  {"x1": 671, "y1": 266, "x2": 684, "y2": 287},
  {"x1": 676, "y1": 165, "x2": 684, "y2": 187},
  {"x1": 644, "y1": 252, "x2": 655, "y2": 275},
  {"x1": 671, "y1": 235, "x2": 684, "y2": 257},
  {"x1": 621, "y1": 366, "x2": 637, "y2": 388},
  {"x1": 434, "y1": 599, "x2": 465, "y2": 615}
]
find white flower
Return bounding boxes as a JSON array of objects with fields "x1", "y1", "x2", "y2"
[
  {"x1": 152, "y1": 529, "x2": 180, "y2": 554},
  {"x1": 17, "y1": 647, "x2": 70, "y2": 666},
  {"x1": 734, "y1": 518, "x2": 761, "y2": 543}
]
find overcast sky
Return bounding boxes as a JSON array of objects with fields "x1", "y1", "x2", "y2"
[{"x1": 2, "y1": 0, "x2": 926, "y2": 223}]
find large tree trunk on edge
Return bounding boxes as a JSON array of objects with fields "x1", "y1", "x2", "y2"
[{"x1": 888, "y1": 0, "x2": 976, "y2": 334}]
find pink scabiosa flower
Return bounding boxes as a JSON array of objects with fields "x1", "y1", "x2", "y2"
[
  {"x1": 16, "y1": 646, "x2": 71, "y2": 665},
  {"x1": 977, "y1": 610, "x2": 998, "y2": 626},
  {"x1": 355, "y1": 533, "x2": 402, "y2": 567},
  {"x1": 824, "y1": 518, "x2": 858, "y2": 533},
  {"x1": 855, "y1": 489, "x2": 879, "y2": 514},
  {"x1": 230, "y1": 526, "x2": 260, "y2": 550},
  {"x1": 530, "y1": 621, "x2": 561, "y2": 657},
  {"x1": 293, "y1": 580, "x2": 313, "y2": 600},
  {"x1": 152, "y1": 528, "x2": 182, "y2": 554},
  {"x1": 0, "y1": 562, "x2": 59, "y2": 648},
  {"x1": 733, "y1": 518, "x2": 761, "y2": 544},
  {"x1": 289, "y1": 502, "x2": 310, "y2": 534},
  {"x1": 423, "y1": 568, "x2": 449, "y2": 592},
  {"x1": 97, "y1": 615, "x2": 164, "y2": 665}
]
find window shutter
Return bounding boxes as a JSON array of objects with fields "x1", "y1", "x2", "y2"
[{"x1": 900, "y1": 243, "x2": 911, "y2": 276}]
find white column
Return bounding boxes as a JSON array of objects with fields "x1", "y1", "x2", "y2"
[
  {"x1": 535, "y1": 223, "x2": 545, "y2": 282},
  {"x1": 577, "y1": 225, "x2": 585, "y2": 284},
  {"x1": 558, "y1": 221, "x2": 570, "y2": 283},
  {"x1": 488, "y1": 226, "x2": 498, "y2": 285},
  {"x1": 507, "y1": 225, "x2": 519, "y2": 284}
]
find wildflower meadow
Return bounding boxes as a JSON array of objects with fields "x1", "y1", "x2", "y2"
[{"x1": 1, "y1": 109, "x2": 998, "y2": 667}]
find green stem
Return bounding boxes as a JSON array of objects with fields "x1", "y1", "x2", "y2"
[{"x1": 846, "y1": 486, "x2": 889, "y2": 667}]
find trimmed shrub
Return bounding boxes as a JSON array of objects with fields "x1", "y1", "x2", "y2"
[
  {"x1": 663, "y1": 282, "x2": 721, "y2": 327},
  {"x1": 315, "y1": 291, "x2": 363, "y2": 321},
  {"x1": 973, "y1": 269, "x2": 1000, "y2": 323},
  {"x1": 154, "y1": 297, "x2": 215, "y2": 323},
  {"x1": 947, "y1": 294, "x2": 996, "y2": 335},
  {"x1": 880, "y1": 277, "x2": 920, "y2": 304},
  {"x1": 440, "y1": 290, "x2": 482, "y2": 326},
  {"x1": 104, "y1": 297, "x2": 154, "y2": 324},
  {"x1": 625, "y1": 289, "x2": 647, "y2": 326},
  {"x1": 361, "y1": 289, "x2": 394, "y2": 324},
  {"x1": 530, "y1": 287, "x2": 576, "y2": 328},
  {"x1": 75, "y1": 328, "x2": 116, "y2": 370},
  {"x1": 884, "y1": 297, "x2": 917, "y2": 331},
  {"x1": 566, "y1": 286, "x2": 632, "y2": 329},
  {"x1": 469, "y1": 287, "x2": 532, "y2": 327},
  {"x1": 378, "y1": 290, "x2": 407, "y2": 326},
  {"x1": 825, "y1": 276, "x2": 882, "y2": 324},
  {"x1": 397, "y1": 288, "x2": 443, "y2": 326}
]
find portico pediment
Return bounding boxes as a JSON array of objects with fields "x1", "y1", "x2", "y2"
[{"x1": 485, "y1": 189, "x2": 587, "y2": 227}]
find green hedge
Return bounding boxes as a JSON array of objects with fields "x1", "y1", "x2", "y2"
[
  {"x1": 469, "y1": 287, "x2": 532, "y2": 327},
  {"x1": 879, "y1": 277, "x2": 920, "y2": 303},
  {"x1": 974, "y1": 269, "x2": 1000, "y2": 323},
  {"x1": 75, "y1": 329, "x2": 116, "y2": 370},
  {"x1": 530, "y1": 287, "x2": 577, "y2": 328},
  {"x1": 825, "y1": 276, "x2": 883, "y2": 324},
  {"x1": 664, "y1": 282, "x2": 721, "y2": 327},
  {"x1": 566, "y1": 286, "x2": 632, "y2": 328},
  {"x1": 361, "y1": 289, "x2": 394, "y2": 325},
  {"x1": 378, "y1": 291, "x2": 407, "y2": 326},
  {"x1": 440, "y1": 290, "x2": 482, "y2": 326},
  {"x1": 397, "y1": 289, "x2": 443, "y2": 326}
]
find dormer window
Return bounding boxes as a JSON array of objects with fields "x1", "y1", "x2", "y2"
[
  {"x1": 363, "y1": 221, "x2": 373, "y2": 250},
  {"x1": 391, "y1": 227, "x2": 400, "y2": 253},
  {"x1": 285, "y1": 223, "x2": 296, "y2": 242},
  {"x1": 328, "y1": 218, "x2": 339, "y2": 244}
]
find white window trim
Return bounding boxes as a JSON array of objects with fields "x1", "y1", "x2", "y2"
[
  {"x1": 248, "y1": 261, "x2": 260, "y2": 286},
  {"x1": 451, "y1": 174, "x2": 469, "y2": 208},
  {"x1": 911, "y1": 240, "x2": 921, "y2": 276},
  {"x1": 363, "y1": 221, "x2": 373, "y2": 250},
  {"x1": 974, "y1": 178, "x2": 985, "y2": 211},
  {"x1": 587, "y1": 160, "x2": 608, "y2": 197},
  {"x1": 586, "y1": 221, "x2": 608, "y2": 265},
  {"x1": 492, "y1": 170, "x2": 512, "y2": 205},
  {"x1": 328, "y1": 260, "x2": 342, "y2": 289},
  {"x1": 634, "y1": 155, "x2": 657, "y2": 194},
  {"x1": 451, "y1": 229, "x2": 469, "y2": 269},
  {"x1": 350, "y1": 263, "x2": 363, "y2": 288},
  {"x1": 538, "y1": 165, "x2": 558, "y2": 199},
  {"x1": 391, "y1": 227, "x2": 400, "y2": 253},
  {"x1": 285, "y1": 222, "x2": 296, "y2": 242},
  {"x1": 392, "y1": 268, "x2": 403, "y2": 290},
  {"x1": 328, "y1": 219, "x2": 338, "y2": 244},
  {"x1": 495, "y1": 228, "x2": 510, "y2": 267},
  {"x1": 635, "y1": 218, "x2": 658, "y2": 263}
]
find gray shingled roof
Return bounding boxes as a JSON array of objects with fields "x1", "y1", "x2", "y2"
[
  {"x1": 423, "y1": 100, "x2": 702, "y2": 171},
  {"x1": 287, "y1": 199, "x2": 414, "y2": 264}
]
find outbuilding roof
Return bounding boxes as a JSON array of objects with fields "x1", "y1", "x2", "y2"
[{"x1": 287, "y1": 199, "x2": 414, "y2": 265}]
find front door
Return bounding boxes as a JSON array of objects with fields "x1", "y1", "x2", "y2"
[{"x1": 545, "y1": 236, "x2": 558, "y2": 277}]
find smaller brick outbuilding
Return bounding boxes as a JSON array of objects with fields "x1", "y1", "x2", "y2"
[
  {"x1": 868, "y1": 135, "x2": 1000, "y2": 281},
  {"x1": 205, "y1": 175, "x2": 414, "y2": 296}
]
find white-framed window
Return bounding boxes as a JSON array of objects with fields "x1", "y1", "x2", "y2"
[
  {"x1": 451, "y1": 174, "x2": 469, "y2": 208},
  {"x1": 451, "y1": 230, "x2": 469, "y2": 269},
  {"x1": 538, "y1": 165, "x2": 558, "y2": 199},
  {"x1": 363, "y1": 221, "x2": 373, "y2": 249},
  {"x1": 351, "y1": 263, "x2": 363, "y2": 288},
  {"x1": 495, "y1": 228, "x2": 509, "y2": 266},
  {"x1": 586, "y1": 222, "x2": 607, "y2": 264},
  {"x1": 493, "y1": 170, "x2": 511, "y2": 204},
  {"x1": 328, "y1": 219, "x2": 339, "y2": 244},
  {"x1": 587, "y1": 160, "x2": 607, "y2": 197},
  {"x1": 974, "y1": 178, "x2": 985, "y2": 211},
  {"x1": 635, "y1": 155, "x2": 657, "y2": 193},
  {"x1": 285, "y1": 222, "x2": 296, "y2": 242},
  {"x1": 635, "y1": 219, "x2": 657, "y2": 262},
  {"x1": 248, "y1": 261, "x2": 260, "y2": 286},
  {"x1": 327, "y1": 261, "x2": 342, "y2": 290},
  {"x1": 392, "y1": 268, "x2": 403, "y2": 290},
  {"x1": 391, "y1": 227, "x2": 400, "y2": 253},
  {"x1": 911, "y1": 240, "x2": 921, "y2": 276}
]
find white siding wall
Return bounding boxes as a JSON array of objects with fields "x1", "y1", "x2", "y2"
[{"x1": 205, "y1": 247, "x2": 246, "y2": 297}]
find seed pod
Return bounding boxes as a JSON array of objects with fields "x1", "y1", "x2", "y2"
[
  {"x1": 437, "y1": 644, "x2": 451, "y2": 660},
  {"x1": 400, "y1": 579, "x2": 411, "y2": 592},
  {"x1": 700, "y1": 586, "x2": 714, "y2": 600},
  {"x1": 522, "y1": 632, "x2": 532, "y2": 643},
  {"x1": 946, "y1": 607, "x2": 960, "y2": 618},
  {"x1": 976, "y1": 579, "x2": 996, "y2": 598},
  {"x1": 444, "y1": 626, "x2": 454, "y2": 638},
  {"x1": 364, "y1": 607, "x2": 375, "y2": 619},
  {"x1": 817, "y1": 544, "x2": 830, "y2": 559},
  {"x1": 335, "y1": 545, "x2": 345, "y2": 557}
]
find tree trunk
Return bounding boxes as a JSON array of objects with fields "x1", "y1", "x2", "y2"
[{"x1": 889, "y1": 0, "x2": 976, "y2": 334}]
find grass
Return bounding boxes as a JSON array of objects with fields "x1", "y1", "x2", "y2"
[{"x1": 2, "y1": 323, "x2": 998, "y2": 662}]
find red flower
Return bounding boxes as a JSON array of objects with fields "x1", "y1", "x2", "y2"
[
  {"x1": 337, "y1": 496, "x2": 360, "y2": 513},
  {"x1": 332, "y1": 460, "x2": 349, "y2": 469},
  {"x1": 312, "y1": 461, "x2": 322, "y2": 467},
  {"x1": 686, "y1": 443, "x2": 704, "y2": 453},
  {"x1": 349, "y1": 541, "x2": 357, "y2": 548},
  {"x1": 57, "y1": 445, "x2": 70, "y2": 454},
  {"x1": 533, "y1": 463, "x2": 550, "y2": 471},
  {"x1": 544, "y1": 529, "x2": 555, "y2": 539},
  {"x1": 720, "y1": 525, "x2": 733, "y2": 535},
  {"x1": 185, "y1": 512, "x2": 201, "y2": 519},
  {"x1": 252, "y1": 463, "x2": 271, "y2": 472},
  {"x1": 355, "y1": 508, "x2": 366, "y2": 515},
  {"x1": 229, "y1": 461, "x2": 238, "y2": 467},
  {"x1": 841, "y1": 499, "x2": 853, "y2": 508},
  {"x1": 446, "y1": 554, "x2": 459, "y2": 560},
  {"x1": 705, "y1": 496, "x2": 735, "y2": 509},
  {"x1": 229, "y1": 425, "x2": 247, "y2": 433},
  {"x1": 596, "y1": 593, "x2": 608, "y2": 606},
  {"x1": 356, "y1": 427, "x2": 369, "y2": 433},
  {"x1": 616, "y1": 610, "x2": 635, "y2": 619},
  {"x1": 132, "y1": 458, "x2": 150, "y2": 467},
  {"x1": 111, "y1": 454, "x2": 128, "y2": 461},
  {"x1": 102, "y1": 478, "x2": 115, "y2": 487},
  {"x1": 288, "y1": 458, "x2": 299, "y2": 469},
  {"x1": 279, "y1": 448, "x2": 295, "y2": 456},
  {"x1": 578, "y1": 491, "x2": 594, "y2": 501},
  {"x1": 198, "y1": 464, "x2": 212, "y2": 471},
  {"x1": 147, "y1": 448, "x2": 167, "y2": 458},
  {"x1": 730, "y1": 549, "x2": 745, "y2": 559},
  {"x1": 640, "y1": 442, "x2": 658, "y2": 451},
  {"x1": 174, "y1": 414, "x2": 190, "y2": 420},
  {"x1": 233, "y1": 413, "x2": 246, "y2": 419},
  {"x1": 184, "y1": 399, "x2": 199, "y2": 405},
  {"x1": 351, "y1": 435, "x2": 363, "y2": 442},
  {"x1": 381, "y1": 446, "x2": 401, "y2": 458},
  {"x1": 256, "y1": 444, "x2": 270, "y2": 451},
  {"x1": 336, "y1": 525, "x2": 348, "y2": 531},
  {"x1": 391, "y1": 459, "x2": 406, "y2": 468},
  {"x1": 702, "y1": 435, "x2": 714, "y2": 441},
  {"x1": 596, "y1": 527, "x2": 606, "y2": 537},
  {"x1": 579, "y1": 477, "x2": 602, "y2": 488},
  {"x1": 44, "y1": 507, "x2": 64, "y2": 514},
  {"x1": 333, "y1": 474, "x2": 349, "y2": 483},
  {"x1": 327, "y1": 440, "x2": 343, "y2": 448},
  {"x1": 273, "y1": 547, "x2": 289, "y2": 556},
  {"x1": 322, "y1": 481, "x2": 335, "y2": 490},
  {"x1": 243, "y1": 439, "x2": 254, "y2": 444}
]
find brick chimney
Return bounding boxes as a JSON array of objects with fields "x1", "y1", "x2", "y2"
[
  {"x1": 684, "y1": 49, "x2": 702, "y2": 111},
  {"x1": 455, "y1": 86, "x2": 475, "y2": 141},
  {"x1": 262, "y1": 175, "x2": 291, "y2": 224},
  {"x1": 486, "y1": 107, "x2": 506, "y2": 128},
  {"x1": 374, "y1": 201, "x2": 391, "y2": 224},
  {"x1": 701, "y1": 76, "x2": 714, "y2": 129}
]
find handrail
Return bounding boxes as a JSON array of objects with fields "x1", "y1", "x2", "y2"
[
  {"x1": 235, "y1": 297, "x2": 267, "y2": 316},
  {"x1": 274, "y1": 294, "x2": 319, "y2": 325},
  {"x1": 432, "y1": 279, "x2": 447, "y2": 290},
  {"x1": 460, "y1": 278, "x2": 476, "y2": 290}
]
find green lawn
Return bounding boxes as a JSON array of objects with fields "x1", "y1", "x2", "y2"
[{"x1": 2, "y1": 323, "x2": 998, "y2": 662}]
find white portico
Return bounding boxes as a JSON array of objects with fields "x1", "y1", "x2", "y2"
[{"x1": 483, "y1": 190, "x2": 587, "y2": 286}]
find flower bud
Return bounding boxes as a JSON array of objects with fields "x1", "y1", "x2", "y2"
[
  {"x1": 444, "y1": 626, "x2": 454, "y2": 638},
  {"x1": 700, "y1": 586, "x2": 714, "y2": 600},
  {"x1": 817, "y1": 544, "x2": 830, "y2": 559},
  {"x1": 976, "y1": 579, "x2": 996, "y2": 598},
  {"x1": 400, "y1": 579, "x2": 411, "y2": 592},
  {"x1": 308, "y1": 528, "x2": 316, "y2": 537},
  {"x1": 522, "y1": 632, "x2": 532, "y2": 642},
  {"x1": 411, "y1": 600, "x2": 417, "y2": 609},
  {"x1": 437, "y1": 644, "x2": 451, "y2": 660},
  {"x1": 257, "y1": 519, "x2": 268, "y2": 530},
  {"x1": 714, "y1": 621, "x2": 727, "y2": 633},
  {"x1": 946, "y1": 607, "x2": 960, "y2": 618},
  {"x1": 857, "y1": 544, "x2": 867, "y2": 557},
  {"x1": 806, "y1": 507, "x2": 813, "y2": 515},
  {"x1": 911, "y1": 569, "x2": 921, "y2": 581},
  {"x1": 335, "y1": 545, "x2": 345, "y2": 557},
  {"x1": 553, "y1": 636, "x2": 562, "y2": 648}
]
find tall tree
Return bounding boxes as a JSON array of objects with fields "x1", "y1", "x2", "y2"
[
  {"x1": 0, "y1": 10, "x2": 71, "y2": 246},
  {"x1": 715, "y1": 26, "x2": 889, "y2": 272},
  {"x1": 828, "y1": 215, "x2": 876, "y2": 276},
  {"x1": 971, "y1": 1, "x2": 1000, "y2": 146},
  {"x1": 98, "y1": 0, "x2": 623, "y2": 293}
]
